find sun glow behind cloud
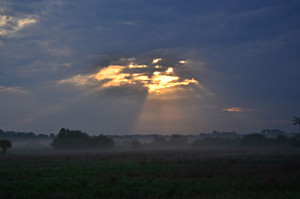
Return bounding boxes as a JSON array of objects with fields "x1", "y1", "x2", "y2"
[
  {"x1": 223, "y1": 107, "x2": 254, "y2": 112},
  {"x1": 59, "y1": 58, "x2": 200, "y2": 94},
  {"x1": 57, "y1": 57, "x2": 204, "y2": 134}
]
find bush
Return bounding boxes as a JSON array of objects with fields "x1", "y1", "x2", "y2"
[
  {"x1": 241, "y1": 133, "x2": 272, "y2": 146},
  {"x1": 168, "y1": 134, "x2": 188, "y2": 145},
  {"x1": 289, "y1": 134, "x2": 300, "y2": 147},
  {"x1": 91, "y1": 135, "x2": 115, "y2": 149},
  {"x1": 0, "y1": 139, "x2": 12, "y2": 154},
  {"x1": 151, "y1": 135, "x2": 167, "y2": 146}
]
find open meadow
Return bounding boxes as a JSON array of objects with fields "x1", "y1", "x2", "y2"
[{"x1": 1, "y1": 147, "x2": 300, "y2": 199}]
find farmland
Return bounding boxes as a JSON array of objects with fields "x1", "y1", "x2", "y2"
[{"x1": 1, "y1": 147, "x2": 300, "y2": 199}]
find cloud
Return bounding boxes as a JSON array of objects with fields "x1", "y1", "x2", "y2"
[
  {"x1": 0, "y1": 85, "x2": 29, "y2": 95},
  {"x1": 22, "y1": 118, "x2": 35, "y2": 123},
  {"x1": 48, "y1": 0, "x2": 66, "y2": 6},
  {"x1": 26, "y1": 60, "x2": 73, "y2": 73},
  {"x1": 0, "y1": 15, "x2": 37, "y2": 36},
  {"x1": 39, "y1": 41, "x2": 72, "y2": 56},
  {"x1": 58, "y1": 57, "x2": 200, "y2": 94},
  {"x1": 265, "y1": 120, "x2": 291, "y2": 124},
  {"x1": 223, "y1": 107, "x2": 254, "y2": 112}
]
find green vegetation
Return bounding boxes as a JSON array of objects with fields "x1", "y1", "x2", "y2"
[
  {"x1": 0, "y1": 139, "x2": 12, "y2": 154},
  {"x1": 0, "y1": 122, "x2": 299, "y2": 198},
  {"x1": 0, "y1": 149, "x2": 299, "y2": 198}
]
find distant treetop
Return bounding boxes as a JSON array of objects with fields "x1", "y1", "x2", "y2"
[
  {"x1": 0, "y1": 139, "x2": 12, "y2": 154},
  {"x1": 293, "y1": 116, "x2": 300, "y2": 126},
  {"x1": 0, "y1": 129, "x2": 51, "y2": 140},
  {"x1": 51, "y1": 128, "x2": 114, "y2": 149}
]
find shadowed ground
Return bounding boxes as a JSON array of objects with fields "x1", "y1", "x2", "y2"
[{"x1": 0, "y1": 147, "x2": 299, "y2": 199}]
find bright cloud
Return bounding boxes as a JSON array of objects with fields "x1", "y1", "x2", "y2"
[
  {"x1": 58, "y1": 58, "x2": 200, "y2": 94},
  {"x1": 0, "y1": 15, "x2": 37, "y2": 36},
  {"x1": 152, "y1": 58, "x2": 162, "y2": 64},
  {"x1": 179, "y1": 60, "x2": 189, "y2": 64},
  {"x1": 0, "y1": 85, "x2": 29, "y2": 95}
]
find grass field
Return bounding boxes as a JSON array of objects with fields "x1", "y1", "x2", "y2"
[{"x1": 1, "y1": 147, "x2": 300, "y2": 199}]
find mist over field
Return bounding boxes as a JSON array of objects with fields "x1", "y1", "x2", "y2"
[{"x1": 1, "y1": 134, "x2": 300, "y2": 198}]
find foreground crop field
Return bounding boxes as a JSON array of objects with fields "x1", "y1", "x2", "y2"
[{"x1": 0, "y1": 148, "x2": 300, "y2": 199}]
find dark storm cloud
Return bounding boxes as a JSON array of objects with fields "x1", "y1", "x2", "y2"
[{"x1": 0, "y1": 0, "x2": 299, "y2": 134}]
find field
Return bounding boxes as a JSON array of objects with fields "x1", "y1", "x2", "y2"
[{"x1": 1, "y1": 147, "x2": 300, "y2": 199}]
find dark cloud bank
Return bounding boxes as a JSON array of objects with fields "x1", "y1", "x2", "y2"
[{"x1": 0, "y1": 0, "x2": 299, "y2": 134}]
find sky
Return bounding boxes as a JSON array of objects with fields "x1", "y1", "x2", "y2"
[{"x1": 0, "y1": 0, "x2": 299, "y2": 135}]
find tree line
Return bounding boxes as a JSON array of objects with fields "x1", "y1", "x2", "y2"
[
  {"x1": 51, "y1": 128, "x2": 114, "y2": 149},
  {"x1": 0, "y1": 129, "x2": 53, "y2": 140},
  {"x1": 191, "y1": 133, "x2": 300, "y2": 147},
  {"x1": 0, "y1": 116, "x2": 299, "y2": 154}
]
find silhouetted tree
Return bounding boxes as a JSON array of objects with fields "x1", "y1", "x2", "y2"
[
  {"x1": 0, "y1": 129, "x2": 50, "y2": 140},
  {"x1": 0, "y1": 139, "x2": 12, "y2": 154},
  {"x1": 169, "y1": 134, "x2": 188, "y2": 145},
  {"x1": 91, "y1": 135, "x2": 115, "y2": 149},
  {"x1": 51, "y1": 128, "x2": 114, "y2": 149},
  {"x1": 293, "y1": 116, "x2": 300, "y2": 126}
]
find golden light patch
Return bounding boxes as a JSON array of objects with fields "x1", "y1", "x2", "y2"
[
  {"x1": 166, "y1": 67, "x2": 173, "y2": 73},
  {"x1": 179, "y1": 60, "x2": 189, "y2": 64},
  {"x1": 152, "y1": 58, "x2": 162, "y2": 64},
  {"x1": 223, "y1": 107, "x2": 254, "y2": 112},
  {"x1": 18, "y1": 18, "x2": 37, "y2": 27},
  {"x1": 128, "y1": 63, "x2": 147, "y2": 68},
  {"x1": 153, "y1": 71, "x2": 160, "y2": 76},
  {"x1": 58, "y1": 74, "x2": 91, "y2": 86},
  {"x1": 59, "y1": 59, "x2": 199, "y2": 94}
]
